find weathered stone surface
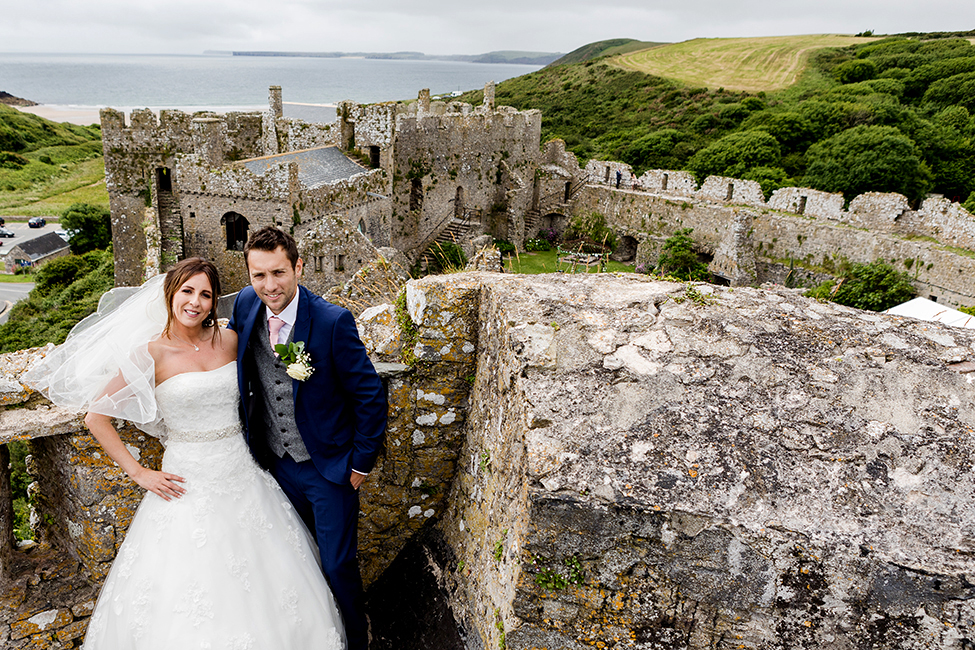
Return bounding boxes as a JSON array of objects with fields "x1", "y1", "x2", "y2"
[
  {"x1": 427, "y1": 272, "x2": 975, "y2": 649},
  {"x1": 7, "y1": 272, "x2": 975, "y2": 649}
]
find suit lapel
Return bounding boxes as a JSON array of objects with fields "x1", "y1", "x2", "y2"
[
  {"x1": 291, "y1": 286, "x2": 311, "y2": 402},
  {"x1": 238, "y1": 294, "x2": 266, "y2": 364}
]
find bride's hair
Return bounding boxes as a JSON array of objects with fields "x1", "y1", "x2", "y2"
[{"x1": 162, "y1": 258, "x2": 222, "y2": 342}]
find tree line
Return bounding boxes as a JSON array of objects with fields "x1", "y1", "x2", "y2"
[{"x1": 471, "y1": 32, "x2": 975, "y2": 210}]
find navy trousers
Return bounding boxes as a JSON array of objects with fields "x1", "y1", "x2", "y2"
[{"x1": 272, "y1": 454, "x2": 367, "y2": 650}]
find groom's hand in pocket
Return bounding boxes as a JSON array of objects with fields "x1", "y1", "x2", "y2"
[{"x1": 350, "y1": 470, "x2": 366, "y2": 490}]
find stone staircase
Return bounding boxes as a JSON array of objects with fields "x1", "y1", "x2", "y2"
[
  {"x1": 525, "y1": 175, "x2": 589, "y2": 237},
  {"x1": 157, "y1": 190, "x2": 183, "y2": 265}
]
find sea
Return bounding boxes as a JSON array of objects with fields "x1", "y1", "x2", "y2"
[{"x1": 0, "y1": 52, "x2": 542, "y2": 124}]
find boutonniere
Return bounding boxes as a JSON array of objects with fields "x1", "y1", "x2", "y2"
[{"x1": 275, "y1": 341, "x2": 315, "y2": 381}]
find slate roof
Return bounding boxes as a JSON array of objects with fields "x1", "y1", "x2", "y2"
[
  {"x1": 15, "y1": 232, "x2": 70, "y2": 260},
  {"x1": 242, "y1": 147, "x2": 366, "y2": 188}
]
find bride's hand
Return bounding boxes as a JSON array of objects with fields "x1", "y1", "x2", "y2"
[{"x1": 131, "y1": 466, "x2": 186, "y2": 501}]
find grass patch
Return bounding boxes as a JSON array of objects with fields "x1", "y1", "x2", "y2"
[
  {"x1": 504, "y1": 249, "x2": 634, "y2": 274},
  {"x1": 0, "y1": 156, "x2": 107, "y2": 216},
  {"x1": 613, "y1": 35, "x2": 879, "y2": 92},
  {"x1": 0, "y1": 274, "x2": 38, "y2": 283}
]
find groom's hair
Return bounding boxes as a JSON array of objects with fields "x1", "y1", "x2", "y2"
[{"x1": 243, "y1": 227, "x2": 300, "y2": 269}]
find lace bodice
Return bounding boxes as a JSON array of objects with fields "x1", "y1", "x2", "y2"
[{"x1": 155, "y1": 362, "x2": 241, "y2": 442}]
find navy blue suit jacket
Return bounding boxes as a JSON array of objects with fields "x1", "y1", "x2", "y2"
[{"x1": 229, "y1": 284, "x2": 387, "y2": 485}]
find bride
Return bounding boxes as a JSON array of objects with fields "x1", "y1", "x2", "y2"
[{"x1": 24, "y1": 258, "x2": 346, "y2": 649}]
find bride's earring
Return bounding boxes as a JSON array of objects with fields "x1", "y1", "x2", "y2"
[{"x1": 203, "y1": 309, "x2": 216, "y2": 328}]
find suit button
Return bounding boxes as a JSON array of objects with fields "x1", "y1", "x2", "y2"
[
  {"x1": 278, "y1": 413, "x2": 284, "y2": 417},
  {"x1": 284, "y1": 442, "x2": 289, "y2": 447},
  {"x1": 275, "y1": 380, "x2": 282, "y2": 385},
  {"x1": 276, "y1": 397, "x2": 281, "y2": 401},
  {"x1": 281, "y1": 428, "x2": 287, "y2": 433}
]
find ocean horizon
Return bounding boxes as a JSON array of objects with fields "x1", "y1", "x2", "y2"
[{"x1": 1, "y1": 52, "x2": 540, "y2": 125}]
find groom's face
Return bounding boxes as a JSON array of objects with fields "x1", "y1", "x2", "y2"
[{"x1": 246, "y1": 246, "x2": 303, "y2": 315}]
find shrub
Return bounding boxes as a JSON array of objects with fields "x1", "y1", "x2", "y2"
[
  {"x1": 804, "y1": 260, "x2": 915, "y2": 311},
  {"x1": 657, "y1": 228, "x2": 710, "y2": 282},
  {"x1": 539, "y1": 228, "x2": 560, "y2": 245},
  {"x1": 0, "y1": 151, "x2": 29, "y2": 169},
  {"x1": 524, "y1": 238, "x2": 551, "y2": 252},
  {"x1": 963, "y1": 191, "x2": 975, "y2": 215},
  {"x1": 493, "y1": 238, "x2": 516, "y2": 256},
  {"x1": 563, "y1": 212, "x2": 617, "y2": 250},
  {"x1": 61, "y1": 203, "x2": 112, "y2": 254},
  {"x1": 803, "y1": 125, "x2": 932, "y2": 203},
  {"x1": 835, "y1": 59, "x2": 878, "y2": 84},
  {"x1": 686, "y1": 130, "x2": 781, "y2": 181},
  {"x1": 427, "y1": 241, "x2": 468, "y2": 274},
  {"x1": 0, "y1": 249, "x2": 114, "y2": 353}
]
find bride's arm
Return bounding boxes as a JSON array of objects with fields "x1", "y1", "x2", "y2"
[
  {"x1": 83, "y1": 370, "x2": 186, "y2": 501},
  {"x1": 83, "y1": 412, "x2": 185, "y2": 501}
]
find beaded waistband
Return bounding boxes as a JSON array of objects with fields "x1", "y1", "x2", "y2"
[{"x1": 167, "y1": 424, "x2": 242, "y2": 444}]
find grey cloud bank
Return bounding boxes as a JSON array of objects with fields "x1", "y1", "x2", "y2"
[{"x1": 0, "y1": 0, "x2": 972, "y2": 55}]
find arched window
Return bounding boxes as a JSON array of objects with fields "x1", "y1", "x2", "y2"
[{"x1": 221, "y1": 212, "x2": 249, "y2": 251}]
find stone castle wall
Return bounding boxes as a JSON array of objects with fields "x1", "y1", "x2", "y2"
[
  {"x1": 390, "y1": 102, "x2": 542, "y2": 256},
  {"x1": 6, "y1": 274, "x2": 975, "y2": 648},
  {"x1": 573, "y1": 185, "x2": 975, "y2": 307}
]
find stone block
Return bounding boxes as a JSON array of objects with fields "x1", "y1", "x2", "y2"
[{"x1": 10, "y1": 609, "x2": 72, "y2": 640}]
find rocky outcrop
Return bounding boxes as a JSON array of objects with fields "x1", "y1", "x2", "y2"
[{"x1": 0, "y1": 92, "x2": 37, "y2": 107}]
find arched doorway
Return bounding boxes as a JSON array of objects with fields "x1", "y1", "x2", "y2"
[{"x1": 221, "y1": 212, "x2": 249, "y2": 251}]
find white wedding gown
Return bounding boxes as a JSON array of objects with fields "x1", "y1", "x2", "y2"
[{"x1": 82, "y1": 362, "x2": 346, "y2": 650}]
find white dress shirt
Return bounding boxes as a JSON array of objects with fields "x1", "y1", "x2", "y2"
[{"x1": 265, "y1": 290, "x2": 299, "y2": 346}]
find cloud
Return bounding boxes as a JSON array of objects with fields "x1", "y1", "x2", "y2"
[{"x1": 1, "y1": 0, "x2": 972, "y2": 54}]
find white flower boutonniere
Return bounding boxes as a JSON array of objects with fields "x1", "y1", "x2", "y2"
[{"x1": 275, "y1": 341, "x2": 315, "y2": 381}]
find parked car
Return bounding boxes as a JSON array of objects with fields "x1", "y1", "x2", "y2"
[
  {"x1": 0, "y1": 227, "x2": 14, "y2": 238},
  {"x1": 28, "y1": 217, "x2": 46, "y2": 228}
]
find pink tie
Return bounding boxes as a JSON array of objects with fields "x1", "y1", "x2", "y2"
[{"x1": 268, "y1": 316, "x2": 284, "y2": 349}]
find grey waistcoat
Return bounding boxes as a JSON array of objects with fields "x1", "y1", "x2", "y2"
[{"x1": 253, "y1": 321, "x2": 311, "y2": 462}]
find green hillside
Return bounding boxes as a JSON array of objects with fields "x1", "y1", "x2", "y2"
[
  {"x1": 549, "y1": 39, "x2": 665, "y2": 67},
  {"x1": 0, "y1": 104, "x2": 107, "y2": 216},
  {"x1": 613, "y1": 35, "x2": 877, "y2": 91},
  {"x1": 463, "y1": 33, "x2": 975, "y2": 206}
]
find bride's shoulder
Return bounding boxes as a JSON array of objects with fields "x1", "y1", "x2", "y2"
[{"x1": 217, "y1": 325, "x2": 238, "y2": 352}]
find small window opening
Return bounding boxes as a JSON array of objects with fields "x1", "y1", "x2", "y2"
[
  {"x1": 369, "y1": 146, "x2": 380, "y2": 168},
  {"x1": 725, "y1": 183, "x2": 734, "y2": 201},
  {"x1": 798, "y1": 196, "x2": 808, "y2": 215},
  {"x1": 410, "y1": 179, "x2": 423, "y2": 212},
  {"x1": 662, "y1": 173, "x2": 669, "y2": 191},
  {"x1": 334, "y1": 255, "x2": 345, "y2": 272}
]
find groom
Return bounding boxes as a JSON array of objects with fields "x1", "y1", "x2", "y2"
[{"x1": 229, "y1": 226, "x2": 387, "y2": 650}]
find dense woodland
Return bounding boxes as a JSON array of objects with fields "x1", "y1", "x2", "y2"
[{"x1": 463, "y1": 32, "x2": 975, "y2": 209}]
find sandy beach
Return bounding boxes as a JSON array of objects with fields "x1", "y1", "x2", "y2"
[{"x1": 13, "y1": 104, "x2": 102, "y2": 126}]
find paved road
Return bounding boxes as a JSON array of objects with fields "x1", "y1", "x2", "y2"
[{"x1": 0, "y1": 282, "x2": 35, "y2": 324}]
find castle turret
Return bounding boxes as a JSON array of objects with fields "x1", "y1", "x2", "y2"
[
  {"x1": 269, "y1": 85, "x2": 283, "y2": 119},
  {"x1": 192, "y1": 117, "x2": 226, "y2": 167},
  {"x1": 483, "y1": 81, "x2": 496, "y2": 110}
]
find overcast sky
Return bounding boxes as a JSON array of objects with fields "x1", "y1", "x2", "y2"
[{"x1": 1, "y1": 0, "x2": 972, "y2": 55}]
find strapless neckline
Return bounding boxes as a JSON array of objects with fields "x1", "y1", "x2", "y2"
[{"x1": 156, "y1": 360, "x2": 235, "y2": 390}]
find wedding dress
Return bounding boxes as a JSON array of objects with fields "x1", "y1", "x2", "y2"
[{"x1": 81, "y1": 361, "x2": 346, "y2": 650}]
